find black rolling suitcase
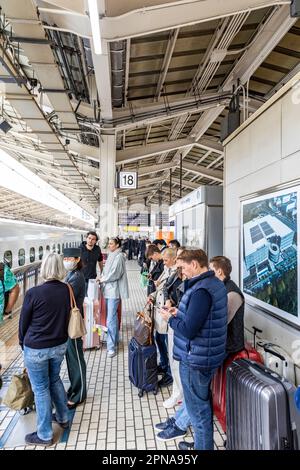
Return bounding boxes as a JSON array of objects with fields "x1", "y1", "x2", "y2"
[
  {"x1": 226, "y1": 359, "x2": 300, "y2": 450},
  {"x1": 128, "y1": 337, "x2": 158, "y2": 398}
]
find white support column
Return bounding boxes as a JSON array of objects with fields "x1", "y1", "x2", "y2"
[{"x1": 99, "y1": 134, "x2": 118, "y2": 240}]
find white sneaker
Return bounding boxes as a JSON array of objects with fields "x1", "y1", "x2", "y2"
[
  {"x1": 163, "y1": 395, "x2": 183, "y2": 409},
  {"x1": 107, "y1": 350, "x2": 116, "y2": 358}
]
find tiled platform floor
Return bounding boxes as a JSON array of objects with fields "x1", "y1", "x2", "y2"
[{"x1": 0, "y1": 261, "x2": 226, "y2": 450}]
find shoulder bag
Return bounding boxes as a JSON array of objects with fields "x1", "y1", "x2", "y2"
[{"x1": 67, "y1": 283, "x2": 87, "y2": 339}]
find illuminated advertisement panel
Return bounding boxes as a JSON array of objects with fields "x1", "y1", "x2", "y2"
[{"x1": 241, "y1": 185, "x2": 300, "y2": 328}]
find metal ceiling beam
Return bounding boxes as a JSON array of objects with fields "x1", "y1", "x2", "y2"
[
  {"x1": 68, "y1": 140, "x2": 100, "y2": 161},
  {"x1": 116, "y1": 137, "x2": 195, "y2": 164},
  {"x1": 111, "y1": 91, "x2": 230, "y2": 129},
  {"x1": 138, "y1": 162, "x2": 174, "y2": 177},
  {"x1": 223, "y1": 5, "x2": 297, "y2": 91},
  {"x1": 100, "y1": 1, "x2": 292, "y2": 41},
  {"x1": 38, "y1": 1, "x2": 290, "y2": 41},
  {"x1": 37, "y1": 1, "x2": 288, "y2": 42},
  {"x1": 182, "y1": 162, "x2": 223, "y2": 183},
  {"x1": 171, "y1": 177, "x2": 200, "y2": 191},
  {"x1": 155, "y1": 28, "x2": 179, "y2": 100},
  {"x1": 116, "y1": 137, "x2": 223, "y2": 164},
  {"x1": 119, "y1": 176, "x2": 166, "y2": 192}
]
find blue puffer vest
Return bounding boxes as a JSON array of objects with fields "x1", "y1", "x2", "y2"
[{"x1": 172, "y1": 271, "x2": 227, "y2": 371}]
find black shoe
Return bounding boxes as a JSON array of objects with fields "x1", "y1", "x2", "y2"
[
  {"x1": 154, "y1": 416, "x2": 175, "y2": 432},
  {"x1": 158, "y1": 375, "x2": 173, "y2": 387},
  {"x1": 178, "y1": 441, "x2": 194, "y2": 450},
  {"x1": 52, "y1": 413, "x2": 69, "y2": 429}
]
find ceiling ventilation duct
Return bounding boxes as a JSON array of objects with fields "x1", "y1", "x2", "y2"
[{"x1": 110, "y1": 41, "x2": 126, "y2": 108}]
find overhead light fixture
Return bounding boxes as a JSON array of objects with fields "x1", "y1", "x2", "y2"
[
  {"x1": 88, "y1": 0, "x2": 102, "y2": 55},
  {"x1": 0, "y1": 118, "x2": 12, "y2": 134}
]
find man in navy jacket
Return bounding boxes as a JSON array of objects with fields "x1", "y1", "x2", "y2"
[{"x1": 160, "y1": 249, "x2": 227, "y2": 450}]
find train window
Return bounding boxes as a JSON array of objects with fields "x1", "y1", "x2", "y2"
[
  {"x1": 57, "y1": 244, "x2": 61, "y2": 254},
  {"x1": 30, "y1": 247, "x2": 35, "y2": 263},
  {"x1": 39, "y1": 246, "x2": 43, "y2": 260},
  {"x1": 46, "y1": 245, "x2": 50, "y2": 252},
  {"x1": 62, "y1": 243, "x2": 65, "y2": 250},
  {"x1": 4, "y1": 251, "x2": 13, "y2": 268},
  {"x1": 18, "y1": 249, "x2": 26, "y2": 267},
  {"x1": 52, "y1": 244, "x2": 56, "y2": 252}
]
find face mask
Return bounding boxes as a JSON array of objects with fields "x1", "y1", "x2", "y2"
[{"x1": 64, "y1": 260, "x2": 78, "y2": 271}]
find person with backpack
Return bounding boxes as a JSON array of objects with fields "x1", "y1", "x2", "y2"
[{"x1": 0, "y1": 262, "x2": 20, "y2": 323}]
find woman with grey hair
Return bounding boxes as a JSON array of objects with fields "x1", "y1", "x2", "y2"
[{"x1": 19, "y1": 253, "x2": 70, "y2": 447}]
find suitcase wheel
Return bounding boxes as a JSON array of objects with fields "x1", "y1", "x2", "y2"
[{"x1": 138, "y1": 390, "x2": 143, "y2": 398}]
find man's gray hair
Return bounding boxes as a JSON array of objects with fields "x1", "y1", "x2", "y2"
[{"x1": 40, "y1": 253, "x2": 66, "y2": 281}]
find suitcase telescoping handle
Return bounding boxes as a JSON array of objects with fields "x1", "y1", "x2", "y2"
[{"x1": 252, "y1": 326, "x2": 262, "y2": 349}]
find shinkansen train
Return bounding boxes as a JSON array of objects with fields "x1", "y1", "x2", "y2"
[{"x1": 0, "y1": 218, "x2": 86, "y2": 270}]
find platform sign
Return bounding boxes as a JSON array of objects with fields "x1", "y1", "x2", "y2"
[{"x1": 118, "y1": 171, "x2": 138, "y2": 189}]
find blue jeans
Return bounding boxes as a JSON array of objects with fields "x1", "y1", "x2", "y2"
[
  {"x1": 175, "y1": 400, "x2": 191, "y2": 431},
  {"x1": 24, "y1": 343, "x2": 68, "y2": 441},
  {"x1": 180, "y1": 362, "x2": 214, "y2": 450},
  {"x1": 106, "y1": 298, "x2": 120, "y2": 352}
]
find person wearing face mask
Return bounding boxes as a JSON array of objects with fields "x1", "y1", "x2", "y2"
[{"x1": 63, "y1": 248, "x2": 87, "y2": 410}]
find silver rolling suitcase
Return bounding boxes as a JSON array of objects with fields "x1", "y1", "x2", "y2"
[{"x1": 226, "y1": 359, "x2": 300, "y2": 450}]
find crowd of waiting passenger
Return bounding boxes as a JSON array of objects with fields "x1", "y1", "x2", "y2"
[{"x1": 0, "y1": 231, "x2": 245, "y2": 450}]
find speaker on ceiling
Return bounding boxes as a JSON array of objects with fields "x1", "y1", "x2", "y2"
[{"x1": 220, "y1": 94, "x2": 240, "y2": 142}]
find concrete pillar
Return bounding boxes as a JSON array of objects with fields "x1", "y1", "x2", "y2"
[{"x1": 99, "y1": 134, "x2": 118, "y2": 242}]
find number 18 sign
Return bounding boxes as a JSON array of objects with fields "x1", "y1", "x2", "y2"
[{"x1": 118, "y1": 171, "x2": 138, "y2": 189}]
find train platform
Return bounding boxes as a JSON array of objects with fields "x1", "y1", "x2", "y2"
[{"x1": 0, "y1": 261, "x2": 226, "y2": 451}]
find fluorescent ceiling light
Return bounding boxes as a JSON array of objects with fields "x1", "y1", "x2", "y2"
[{"x1": 88, "y1": 0, "x2": 102, "y2": 55}]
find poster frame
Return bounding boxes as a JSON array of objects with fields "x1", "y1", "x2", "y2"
[{"x1": 240, "y1": 180, "x2": 300, "y2": 330}]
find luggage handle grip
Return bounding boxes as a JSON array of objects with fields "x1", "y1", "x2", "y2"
[{"x1": 252, "y1": 326, "x2": 263, "y2": 348}]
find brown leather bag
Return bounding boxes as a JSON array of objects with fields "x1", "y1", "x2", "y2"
[{"x1": 133, "y1": 304, "x2": 154, "y2": 346}]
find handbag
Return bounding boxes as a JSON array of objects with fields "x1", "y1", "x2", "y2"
[
  {"x1": 67, "y1": 284, "x2": 87, "y2": 339},
  {"x1": 133, "y1": 304, "x2": 154, "y2": 346},
  {"x1": 3, "y1": 369, "x2": 34, "y2": 411}
]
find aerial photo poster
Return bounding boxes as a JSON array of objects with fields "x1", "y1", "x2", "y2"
[{"x1": 241, "y1": 185, "x2": 300, "y2": 328}]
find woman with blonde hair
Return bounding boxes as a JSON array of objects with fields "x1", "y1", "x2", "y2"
[{"x1": 19, "y1": 253, "x2": 70, "y2": 447}]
